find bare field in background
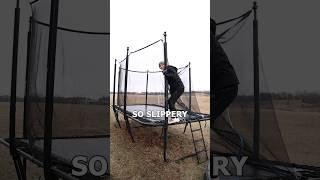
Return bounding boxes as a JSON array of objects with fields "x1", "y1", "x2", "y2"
[
  {"x1": 0, "y1": 96, "x2": 319, "y2": 179},
  {"x1": 0, "y1": 102, "x2": 42, "y2": 179}
]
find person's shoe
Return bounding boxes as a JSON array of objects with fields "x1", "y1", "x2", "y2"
[{"x1": 168, "y1": 117, "x2": 180, "y2": 124}]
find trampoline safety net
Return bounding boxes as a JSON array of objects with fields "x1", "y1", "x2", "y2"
[
  {"x1": 117, "y1": 38, "x2": 201, "y2": 114},
  {"x1": 212, "y1": 9, "x2": 290, "y2": 164},
  {"x1": 211, "y1": 4, "x2": 320, "y2": 177},
  {"x1": 25, "y1": 0, "x2": 109, "y2": 153}
]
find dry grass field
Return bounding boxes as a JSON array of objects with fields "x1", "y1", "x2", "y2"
[
  {"x1": 110, "y1": 95, "x2": 210, "y2": 179},
  {"x1": 274, "y1": 100, "x2": 320, "y2": 166},
  {"x1": 0, "y1": 96, "x2": 320, "y2": 179},
  {"x1": 0, "y1": 102, "x2": 42, "y2": 179}
]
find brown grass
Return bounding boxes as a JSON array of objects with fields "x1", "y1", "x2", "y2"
[
  {"x1": 110, "y1": 95, "x2": 210, "y2": 179},
  {"x1": 0, "y1": 102, "x2": 43, "y2": 179},
  {"x1": 1, "y1": 96, "x2": 320, "y2": 179}
]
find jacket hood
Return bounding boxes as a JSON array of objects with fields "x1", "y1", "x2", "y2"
[{"x1": 167, "y1": 65, "x2": 178, "y2": 72}]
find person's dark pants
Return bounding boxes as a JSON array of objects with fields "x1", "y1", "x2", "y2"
[
  {"x1": 210, "y1": 84, "x2": 238, "y2": 178},
  {"x1": 212, "y1": 85, "x2": 238, "y2": 123},
  {"x1": 168, "y1": 87, "x2": 184, "y2": 111}
]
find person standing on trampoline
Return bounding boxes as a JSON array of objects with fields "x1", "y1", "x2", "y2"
[
  {"x1": 211, "y1": 18, "x2": 239, "y2": 122},
  {"x1": 159, "y1": 61, "x2": 185, "y2": 124},
  {"x1": 210, "y1": 18, "x2": 239, "y2": 178}
]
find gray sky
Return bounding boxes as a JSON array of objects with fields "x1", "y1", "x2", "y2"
[
  {"x1": 1, "y1": 0, "x2": 320, "y2": 96},
  {"x1": 110, "y1": 0, "x2": 210, "y2": 91},
  {"x1": 0, "y1": 0, "x2": 109, "y2": 98},
  {"x1": 213, "y1": 0, "x2": 320, "y2": 93}
]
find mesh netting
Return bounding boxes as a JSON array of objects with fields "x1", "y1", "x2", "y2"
[
  {"x1": 25, "y1": 0, "x2": 109, "y2": 142},
  {"x1": 116, "y1": 37, "x2": 201, "y2": 113},
  {"x1": 212, "y1": 10, "x2": 290, "y2": 163}
]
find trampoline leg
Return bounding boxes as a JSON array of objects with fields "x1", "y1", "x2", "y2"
[
  {"x1": 183, "y1": 123, "x2": 188, "y2": 133},
  {"x1": 160, "y1": 127, "x2": 164, "y2": 139},
  {"x1": 163, "y1": 126, "x2": 168, "y2": 162},
  {"x1": 22, "y1": 157, "x2": 27, "y2": 180},
  {"x1": 114, "y1": 111, "x2": 121, "y2": 128},
  {"x1": 124, "y1": 116, "x2": 135, "y2": 142},
  {"x1": 12, "y1": 155, "x2": 26, "y2": 180}
]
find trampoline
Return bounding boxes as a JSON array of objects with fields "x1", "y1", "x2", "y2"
[
  {"x1": 1, "y1": 137, "x2": 109, "y2": 179},
  {"x1": 3, "y1": 0, "x2": 109, "y2": 179},
  {"x1": 116, "y1": 104, "x2": 209, "y2": 126},
  {"x1": 112, "y1": 32, "x2": 210, "y2": 162}
]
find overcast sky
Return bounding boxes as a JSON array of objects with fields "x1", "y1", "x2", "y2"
[
  {"x1": 0, "y1": 0, "x2": 108, "y2": 98},
  {"x1": 213, "y1": 0, "x2": 320, "y2": 93},
  {"x1": 110, "y1": 0, "x2": 210, "y2": 91},
  {"x1": 1, "y1": 0, "x2": 320, "y2": 96}
]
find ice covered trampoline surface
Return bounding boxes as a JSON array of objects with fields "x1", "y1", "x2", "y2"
[
  {"x1": 119, "y1": 105, "x2": 209, "y2": 125},
  {"x1": 19, "y1": 137, "x2": 109, "y2": 164}
]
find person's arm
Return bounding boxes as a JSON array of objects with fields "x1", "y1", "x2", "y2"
[{"x1": 163, "y1": 66, "x2": 177, "y2": 77}]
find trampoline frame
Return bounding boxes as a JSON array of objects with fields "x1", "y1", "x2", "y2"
[
  {"x1": 112, "y1": 32, "x2": 210, "y2": 162},
  {"x1": 2, "y1": 0, "x2": 110, "y2": 180}
]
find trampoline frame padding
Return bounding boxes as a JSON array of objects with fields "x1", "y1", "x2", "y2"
[{"x1": 1, "y1": 137, "x2": 109, "y2": 179}]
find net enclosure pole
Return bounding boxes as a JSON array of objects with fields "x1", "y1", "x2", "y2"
[
  {"x1": 44, "y1": 0, "x2": 60, "y2": 179},
  {"x1": 116, "y1": 66, "x2": 122, "y2": 128},
  {"x1": 123, "y1": 47, "x2": 134, "y2": 142},
  {"x1": 9, "y1": 0, "x2": 20, "y2": 156},
  {"x1": 163, "y1": 32, "x2": 169, "y2": 161},
  {"x1": 112, "y1": 59, "x2": 117, "y2": 108},
  {"x1": 252, "y1": 1, "x2": 260, "y2": 160},
  {"x1": 145, "y1": 70, "x2": 149, "y2": 106},
  {"x1": 182, "y1": 62, "x2": 192, "y2": 133},
  {"x1": 113, "y1": 59, "x2": 121, "y2": 128},
  {"x1": 113, "y1": 59, "x2": 117, "y2": 107},
  {"x1": 117, "y1": 66, "x2": 121, "y2": 106},
  {"x1": 189, "y1": 62, "x2": 192, "y2": 111},
  {"x1": 23, "y1": 17, "x2": 32, "y2": 142},
  {"x1": 10, "y1": 1, "x2": 27, "y2": 179},
  {"x1": 22, "y1": 17, "x2": 33, "y2": 179}
]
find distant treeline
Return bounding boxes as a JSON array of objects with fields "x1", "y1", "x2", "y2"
[
  {"x1": 0, "y1": 96, "x2": 109, "y2": 105},
  {"x1": 269, "y1": 92, "x2": 320, "y2": 104},
  {"x1": 2, "y1": 91, "x2": 319, "y2": 104},
  {"x1": 0, "y1": 95, "x2": 23, "y2": 102},
  {"x1": 111, "y1": 91, "x2": 210, "y2": 95},
  {"x1": 235, "y1": 92, "x2": 320, "y2": 105}
]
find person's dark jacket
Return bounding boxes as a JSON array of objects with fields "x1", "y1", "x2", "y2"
[
  {"x1": 211, "y1": 19, "x2": 239, "y2": 92},
  {"x1": 163, "y1": 65, "x2": 184, "y2": 92}
]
